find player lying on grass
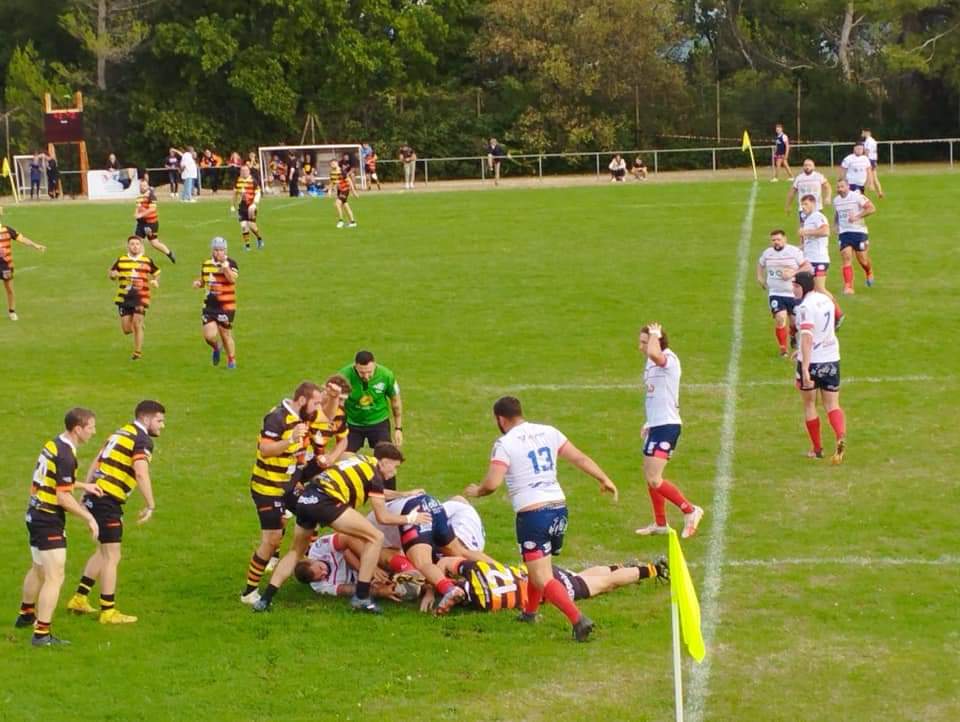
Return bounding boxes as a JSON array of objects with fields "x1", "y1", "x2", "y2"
[{"x1": 426, "y1": 555, "x2": 669, "y2": 615}]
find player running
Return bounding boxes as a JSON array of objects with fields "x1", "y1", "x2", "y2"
[
  {"x1": 133, "y1": 176, "x2": 176, "y2": 263},
  {"x1": 232, "y1": 164, "x2": 264, "y2": 251},
  {"x1": 834, "y1": 179, "x2": 877, "y2": 294},
  {"x1": 785, "y1": 159, "x2": 831, "y2": 217},
  {"x1": 252, "y1": 444, "x2": 429, "y2": 614},
  {"x1": 861, "y1": 129, "x2": 884, "y2": 198},
  {"x1": 329, "y1": 160, "x2": 357, "y2": 228},
  {"x1": 0, "y1": 216, "x2": 46, "y2": 321},
  {"x1": 840, "y1": 142, "x2": 872, "y2": 193},
  {"x1": 798, "y1": 195, "x2": 845, "y2": 327},
  {"x1": 771, "y1": 123, "x2": 792, "y2": 181},
  {"x1": 67, "y1": 400, "x2": 166, "y2": 624},
  {"x1": 193, "y1": 237, "x2": 239, "y2": 368},
  {"x1": 634, "y1": 324, "x2": 704, "y2": 538},
  {"x1": 757, "y1": 230, "x2": 811, "y2": 357},
  {"x1": 110, "y1": 235, "x2": 160, "y2": 360},
  {"x1": 464, "y1": 396, "x2": 619, "y2": 642},
  {"x1": 16, "y1": 408, "x2": 100, "y2": 646},
  {"x1": 793, "y1": 271, "x2": 846, "y2": 463}
]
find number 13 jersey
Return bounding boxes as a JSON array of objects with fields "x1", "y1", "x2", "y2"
[{"x1": 491, "y1": 421, "x2": 568, "y2": 512}]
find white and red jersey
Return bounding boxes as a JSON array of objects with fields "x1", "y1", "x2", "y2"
[
  {"x1": 841, "y1": 154, "x2": 871, "y2": 187},
  {"x1": 366, "y1": 497, "x2": 407, "y2": 549},
  {"x1": 491, "y1": 421, "x2": 568, "y2": 512},
  {"x1": 306, "y1": 534, "x2": 355, "y2": 596},
  {"x1": 833, "y1": 191, "x2": 869, "y2": 234},
  {"x1": 801, "y1": 210, "x2": 830, "y2": 264},
  {"x1": 796, "y1": 291, "x2": 840, "y2": 363},
  {"x1": 758, "y1": 244, "x2": 805, "y2": 296},
  {"x1": 863, "y1": 136, "x2": 878, "y2": 162},
  {"x1": 442, "y1": 499, "x2": 485, "y2": 551},
  {"x1": 644, "y1": 349, "x2": 682, "y2": 428},
  {"x1": 791, "y1": 171, "x2": 827, "y2": 210}
]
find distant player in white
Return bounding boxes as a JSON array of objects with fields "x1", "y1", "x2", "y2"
[
  {"x1": 771, "y1": 122, "x2": 792, "y2": 181},
  {"x1": 293, "y1": 534, "x2": 403, "y2": 600},
  {"x1": 756, "y1": 229, "x2": 811, "y2": 356},
  {"x1": 861, "y1": 128, "x2": 884, "y2": 198},
  {"x1": 785, "y1": 159, "x2": 831, "y2": 217},
  {"x1": 798, "y1": 194, "x2": 845, "y2": 328},
  {"x1": 792, "y1": 271, "x2": 846, "y2": 464},
  {"x1": 635, "y1": 323, "x2": 704, "y2": 538},
  {"x1": 834, "y1": 179, "x2": 877, "y2": 294},
  {"x1": 464, "y1": 396, "x2": 618, "y2": 642},
  {"x1": 840, "y1": 142, "x2": 872, "y2": 194}
]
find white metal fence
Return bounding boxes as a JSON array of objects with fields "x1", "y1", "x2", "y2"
[{"x1": 13, "y1": 137, "x2": 959, "y2": 197}]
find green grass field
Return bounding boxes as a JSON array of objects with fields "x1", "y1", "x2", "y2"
[{"x1": 1, "y1": 174, "x2": 958, "y2": 722}]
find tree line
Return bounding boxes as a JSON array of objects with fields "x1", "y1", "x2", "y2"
[{"x1": 2, "y1": 0, "x2": 958, "y2": 170}]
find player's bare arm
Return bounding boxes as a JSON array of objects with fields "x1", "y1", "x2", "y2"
[
  {"x1": 17, "y1": 234, "x2": 46, "y2": 253},
  {"x1": 557, "y1": 441, "x2": 618, "y2": 502},
  {"x1": 57, "y1": 488, "x2": 100, "y2": 541},
  {"x1": 258, "y1": 423, "x2": 307, "y2": 456},
  {"x1": 822, "y1": 178, "x2": 833, "y2": 204},
  {"x1": 756, "y1": 261, "x2": 767, "y2": 288},
  {"x1": 464, "y1": 461, "x2": 507, "y2": 498},
  {"x1": 644, "y1": 322, "x2": 667, "y2": 366},
  {"x1": 390, "y1": 395, "x2": 403, "y2": 446},
  {"x1": 133, "y1": 458, "x2": 156, "y2": 524},
  {"x1": 784, "y1": 187, "x2": 796, "y2": 213},
  {"x1": 369, "y1": 494, "x2": 431, "y2": 527}
]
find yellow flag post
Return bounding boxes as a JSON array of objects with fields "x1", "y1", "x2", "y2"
[
  {"x1": 741, "y1": 130, "x2": 758, "y2": 181},
  {"x1": 1, "y1": 157, "x2": 19, "y2": 203},
  {"x1": 669, "y1": 528, "x2": 705, "y2": 722}
]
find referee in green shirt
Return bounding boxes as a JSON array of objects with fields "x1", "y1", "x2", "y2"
[{"x1": 338, "y1": 350, "x2": 403, "y2": 454}]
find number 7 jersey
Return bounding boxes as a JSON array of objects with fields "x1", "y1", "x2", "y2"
[
  {"x1": 491, "y1": 421, "x2": 568, "y2": 512},
  {"x1": 796, "y1": 291, "x2": 840, "y2": 363}
]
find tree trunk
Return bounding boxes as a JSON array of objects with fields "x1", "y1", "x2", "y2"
[
  {"x1": 97, "y1": 0, "x2": 107, "y2": 90},
  {"x1": 838, "y1": 1, "x2": 855, "y2": 83}
]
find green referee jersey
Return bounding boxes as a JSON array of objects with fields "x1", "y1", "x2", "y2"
[{"x1": 338, "y1": 363, "x2": 399, "y2": 427}]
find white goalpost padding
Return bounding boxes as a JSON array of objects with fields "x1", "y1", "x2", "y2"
[
  {"x1": 13, "y1": 155, "x2": 45, "y2": 198},
  {"x1": 256, "y1": 144, "x2": 366, "y2": 193}
]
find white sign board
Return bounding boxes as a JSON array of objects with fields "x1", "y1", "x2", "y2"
[{"x1": 87, "y1": 169, "x2": 140, "y2": 200}]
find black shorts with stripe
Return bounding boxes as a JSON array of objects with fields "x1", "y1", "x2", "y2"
[
  {"x1": 84, "y1": 493, "x2": 124, "y2": 543},
  {"x1": 135, "y1": 220, "x2": 159, "y2": 239},
  {"x1": 0, "y1": 259, "x2": 13, "y2": 280},
  {"x1": 294, "y1": 484, "x2": 348, "y2": 531},
  {"x1": 25, "y1": 508, "x2": 67, "y2": 551},
  {"x1": 251, "y1": 489, "x2": 287, "y2": 531}
]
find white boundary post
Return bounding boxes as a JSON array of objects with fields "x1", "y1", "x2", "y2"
[{"x1": 672, "y1": 600, "x2": 685, "y2": 722}]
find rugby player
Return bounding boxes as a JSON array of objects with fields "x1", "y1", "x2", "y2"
[
  {"x1": 487, "y1": 138, "x2": 506, "y2": 185},
  {"x1": 840, "y1": 142, "x2": 872, "y2": 193},
  {"x1": 232, "y1": 164, "x2": 264, "y2": 251},
  {"x1": 861, "y1": 129, "x2": 884, "y2": 198},
  {"x1": 771, "y1": 123, "x2": 792, "y2": 181},
  {"x1": 757, "y1": 230, "x2": 811, "y2": 356},
  {"x1": 0, "y1": 215, "x2": 46, "y2": 321},
  {"x1": 442, "y1": 495, "x2": 486, "y2": 552},
  {"x1": 133, "y1": 176, "x2": 176, "y2": 263},
  {"x1": 67, "y1": 401, "x2": 166, "y2": 624},
  {"x1": 293, "y1": 533, "x2": 414, "y2": 601},
  {"x1": 793, "y1": 271, "x2": 846, "y2": 463},
  {"x1": 109, "y1": 235, "x2": 160, "y2": 360},
  {"x1": 329, "y1": 159, "x2": 357, "y2": 228},
  {"x1": 635, "y1": 324, "x2": 704, "y2": 538},
  {"x1": 430, "y1": 555, "x2": 668, "y2": 615},
  {"x1": 833, "y1": 179, "x2": 877, "y2": 294},
  {"x1": 300, "y1": 374, "x2": 352, "y2": 477},
  {"x1": 798, "y1": 195, "x2": 845, "y2": 326},
  {"x1": 192, "y1": 237, "x2": 238, "y2": 368},
  {"x1": 339, "y1": 350, "x2": 403, "y2": 454},
  {"x1": 252, "y1": 444, "x2": 429, "y2": 614},
  {"x1": 16, "y1": 408, "x2": 100, "y2": 646},
  {"x1": 241, "y1": 382, "x2": 324, "y2": 605},
  {"x1": 464, "y1": 396, "x2": 619, "y2": 642},
  {"x1": 362, "y1": 144, "x2": 382, "y2": 190},
  {"x1": 785, "y1": 159, "x2": 831, "y2": 216}
]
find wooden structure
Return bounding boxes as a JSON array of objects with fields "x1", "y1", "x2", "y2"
[{"x1": 43, "y1": 91, "x2": 89, "y2": 195}]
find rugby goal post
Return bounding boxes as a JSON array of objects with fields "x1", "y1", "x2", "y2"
[{"x1": 256, "y1": 144, "x2": 366, "y2": 193}]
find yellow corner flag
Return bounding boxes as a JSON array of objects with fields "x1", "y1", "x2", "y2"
[
  {"x1": 669, "y1": 528, "x2": 705, "y2": 662},
  {"x1": 741, "y1": 130, "x2": 758, "y2": 181},
  {"x1": 1, "y1": 157, "x2": 10, "y2": 177}
]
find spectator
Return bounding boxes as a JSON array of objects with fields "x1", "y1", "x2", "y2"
[
  {"x1": 269, "y1": 154, "x2": 284, "y2": 193},
  {"x1": 200, "y1": 148, "x2": 223, "y2": 194},
  {"x1": 246, "y1": 151, "x2": 261, "y2": 187},
  {"x1": 486, "y1": 137, "x2": 507, "y2": 185},
  {"x1": 46, "y1": 153, "x2": 60, "y2": 199},
  {"x1": 226, "y1": 151, "x2": 242, "y2": 189},
  {"x1": 302, "y1": 155, "x2": 318, "y2": 194},
  {"x1": 609, "y1": 153, "x2": 627, "y2": 182},
  {"x1": 29, "y1": 152, "x2": 42, "y2": 199},
  {"x1": 164, "y1": 148, "x2": 181, "y2": 198},
  {"x1": 399, "y1": 144, "x2": 416, "y2": 189},
  {"x1": 339, "y1": 151, "x2": 354, "y2": 179},
  {"x1": 178, "y1": 146, "x2": 198, "y2": 202},
  {"x1": 286, "y1": 150, "x2": 301, "y2": 197},
  {"x1": 631, "y1": 155, "x2": 648, "y2": 181},
  {"x1": 106, "y1": 153, "x2": 120, "y2": 172}
]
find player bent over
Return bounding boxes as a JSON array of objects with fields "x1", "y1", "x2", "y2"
[
  {"x1": 793, "y1": 271, "x2": 846, "y2": 463},
  {"x1": 635, "y1": 324, "x2": 704, "y2": 538},
  {"x1": 134, "y1": 176, "x2": 176, "y2": 263},
  {"x1": 67, "y1": 401, "x2": 165, "y2": 623},
  {"x1": 193, "y1": 237, "x2": 239, "y2": 368},
  {"x1": 757, "y1": 230, "x2": 810, "y2": 356},
  {"x1": 253, "y1": 444, "x2": 428, "y2": 614},
  {"x1": 465, "y1": 396, "x2": 619, "y2": 642},
  {"x1": 16, "y1": 408, "x2": 100, "y2": 646},
  {"x1": 110, "y1": 235, "x2": 160, "y2": 360},
  {"x1": 834, "y1": 179, "x2": 877, "y2": 294},
  {"x1": 0, "y1": 217, "x2": 46, "y2": 321},
  {"x1": 232, "y1": 164, "x2": 264, "y2": 251}
]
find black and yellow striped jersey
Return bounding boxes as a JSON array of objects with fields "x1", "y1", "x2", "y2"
[
  {"x1": 28, "y1": 435, "x2": 79, "y2": 517},
  {"x1": 308, "y1": 404, "x2": 347, "y2": 459},
  {"x1": 0, "y1": 224, "x2": 21, "y2": 268},
  {"x1": 111, "y1": 254, "x2": 160, "y2": 305},
  {"x1": 250, "y1": 400, "x2": 306, "y2": 497},
  {"x1": 199, "y1": 257, "x2": 238, "y2": 311},
  {"x1": 458, "y1": 560, "x2": 528, "y2": 612},
  {"x1": 315, "y1": 455, "x2": 384, "y2": 509},
  {"x1": 91, "y1": 422, "x2": 154, "y2": 503}
]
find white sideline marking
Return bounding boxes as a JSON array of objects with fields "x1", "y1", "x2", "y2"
[
  {"x1": 687, "y1": 181, "x2": 757, "y2": 722},
  {"x1": 722, "y1": 555, "x2": 960, "y2": 568},
  {"x1": 497, "y1": 374, "x2": 949, "y2": 392},
  {"x1": 15, "y1": 266, "x2": 39, "y2": 273}
]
